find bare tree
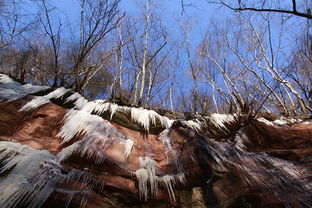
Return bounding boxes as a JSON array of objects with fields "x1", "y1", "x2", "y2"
[
  {"x1": 37, "y1": 0, "x2": 62, "y2": 87},
  {"x1": 68, "y1": 0, "x2": 124, "y2": 92},
  {"x1": 209, "y1": 0, "x2": 312, "y2": 19}
]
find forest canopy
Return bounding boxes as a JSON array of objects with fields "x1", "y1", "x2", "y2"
[{"x1": 0, "y1": 0, "x2": 311, "y2": 116}]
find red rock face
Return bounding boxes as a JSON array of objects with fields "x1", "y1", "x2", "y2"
[{"x1": 0, "y1": 84, "x2": 312, "y2": 208}]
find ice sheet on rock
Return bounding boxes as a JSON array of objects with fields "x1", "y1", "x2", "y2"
[
  {"x1": 58, "y1": 131, "x2": 123, "y2": 164},
  {"x1": 205, "y1": 141, "x2": 312, "y2": 206},
  {"x1": 0, "y1": 141, "x2": 62, "y2": 208},
  {"x1": 57, "y1": 109, "x2": 128, "y2": 163},
  {"x1": 0, "y1": 87, "x2": 22, "y2": 101},
  {"x1": 209, "y1": 113, "x2": 236, "y2": 131},
  {"x1": 0, "y1": 74, "x2": 50, "y2": 101},
  {"x1": 158, "y1": 129, "x2": 173, "y2": 151}
]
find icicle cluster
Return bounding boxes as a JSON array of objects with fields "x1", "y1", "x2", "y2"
[
  {"x1": 257, "y1": 117, "x2": 303, "y2": 126},
  {"x1": 0, "y1": 141, "x2": 62, "y2": 208},
  {"x1": 135, "y1": 156, "x2": 186, "y2": 202},
  {"x1": 209, "y1": 113, "x2": 236, "y2": 131},
  {"x1": 20, "y1": 87, "x2": 70, "y2": 111},
  {"x1": 57, "y1": 107, "x2": 133, "y2": 163}
]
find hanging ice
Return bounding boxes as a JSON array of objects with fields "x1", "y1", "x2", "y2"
[
  {"x1": 57, "y1": 109, "x2": 111, "y2": 143},
  {"x1": 158, "y1": 129, "x2": 173, "y2": 152},
  {"x1": 181, "y1": 120, "x2": 202, "y2": 132},
  {"x1": 257, "y1": 117, "x2": 303, "y2": 126},
  {"x1": 130, "y1": 107, "x2": 174, "y2": 131},
  {"x1": 124, "y1": 139, "x2": 134, "y2": 160},
  {"x1": 20, "y1": 87, "x2": 70, "y2": 111},
  {"x1": 159, "y1": 175, "x2": 176, "y2": 202},
  {"x1": 19, "y1": 96, "x2": 50, "y2": 111},
  {"x1": 209, "y1": 113, "x2": 236, "y2": 131},
  {"x1": 0, "y1": 141, "x2": 62, "y2": 208}
]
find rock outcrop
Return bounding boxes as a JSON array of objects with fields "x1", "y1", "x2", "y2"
[{"x1": 0, "y1": 74, "x2": 311, "y2": 208}]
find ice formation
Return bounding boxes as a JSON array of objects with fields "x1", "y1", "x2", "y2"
[
  {"x1": 135, "y1": 169, "x2": 149, "y2": 200},
  {"x1": 124, "y1": 139, "x2": 134, "y2": 160},
  {"x1": 209, "y1": 113, "x2": 236, "y2": 130},
  {"x1": 181, "y1": 120, "x2": 202, "y2": 132},
  {"x1": 135, "y1": 156, "x2": 186, "y2": 202},
  {"x1": 0, "y1": 74, "x2": 50, "y2": 102},
  {"x1": 139, "y1": 157, "x2": 158, "y2": 195},
  {"x1": 0, "y1": 87, "x2": 22, "y2": 101},
  {"x1": 57, "y1": 109, "x2": 129, "y2": 164},
  {"x1": 20, "y1": 87, "x2": 70, "y2": 111},
  {"x1": 257, "y1": 117, "x2": 303, "y2": 126},
  {"x1": 57, "y1": 109, "x2": 117, "y2": 143},
  {"x1": 0, "y1": 141, "x2": 62, "y2": 208},
  {"x1": 159, "y1": 175, "x2": 176, "y2": 202},
  {"x1": 233, "y1": 129, "x2": 250, "y2": 151},
  {"x1": 128, "y1": 107, "x2": 174, "y2": 131},
  {"x1": 158, "y1": 129, "x2": 173, "y2": 152}
]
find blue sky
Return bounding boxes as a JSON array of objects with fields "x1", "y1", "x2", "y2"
[{"x1": 48, "y1": 0, "x2": 224, "y2": 52}]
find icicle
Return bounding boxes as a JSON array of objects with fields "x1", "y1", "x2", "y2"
[
  {"x1": 160, "y1": 116, "x2": 175, "y2": 129},
  {"x1": 124, "y1": 139, "x2": 134, "y2": 160},
  {"x1": 57, "y1": 110, "x2": 127, "y2": 163},
  {"x1": 0, "y1": 141, "x2": 62, "y2": 208},
  {"x1": 45, "y1": 87, "x2": 70, "y2": 99},
  {"x1": 20, "y1": 87, "x2": 70, "y2": 111},
  {"x1": 135, "y1": 169, "x2": 149, "y2": 201},
  {"x1": 19, "y1": 96, "x2": 50, "y2": 111},
  {"x1": 130, "y1": 108, "x2": 154, "y2": 131},
  {"x1": 159, "y1": 175, "x2": 176, "y2": 202},
  {"x1": 209, "y1": 113, "x2": 236, "y2": 131},
  {"x1": 129, "y1": 107, "x2": 173, "y2": 131},
  {"x1": 176, "y1": 172, "x2": 186, "y2": 184},
  {"x1": 181, "y1": 120, "x2": 202, "y2": 132},
  {"x1": 139, "y1": 157, "x2": 158, "y2": 195},
  {"x1": 57, "y1": 109, "x2": 117, "y2": 143},
  {"x1": 65, "y1": 92, "x2": 84, "y2": 103}
]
